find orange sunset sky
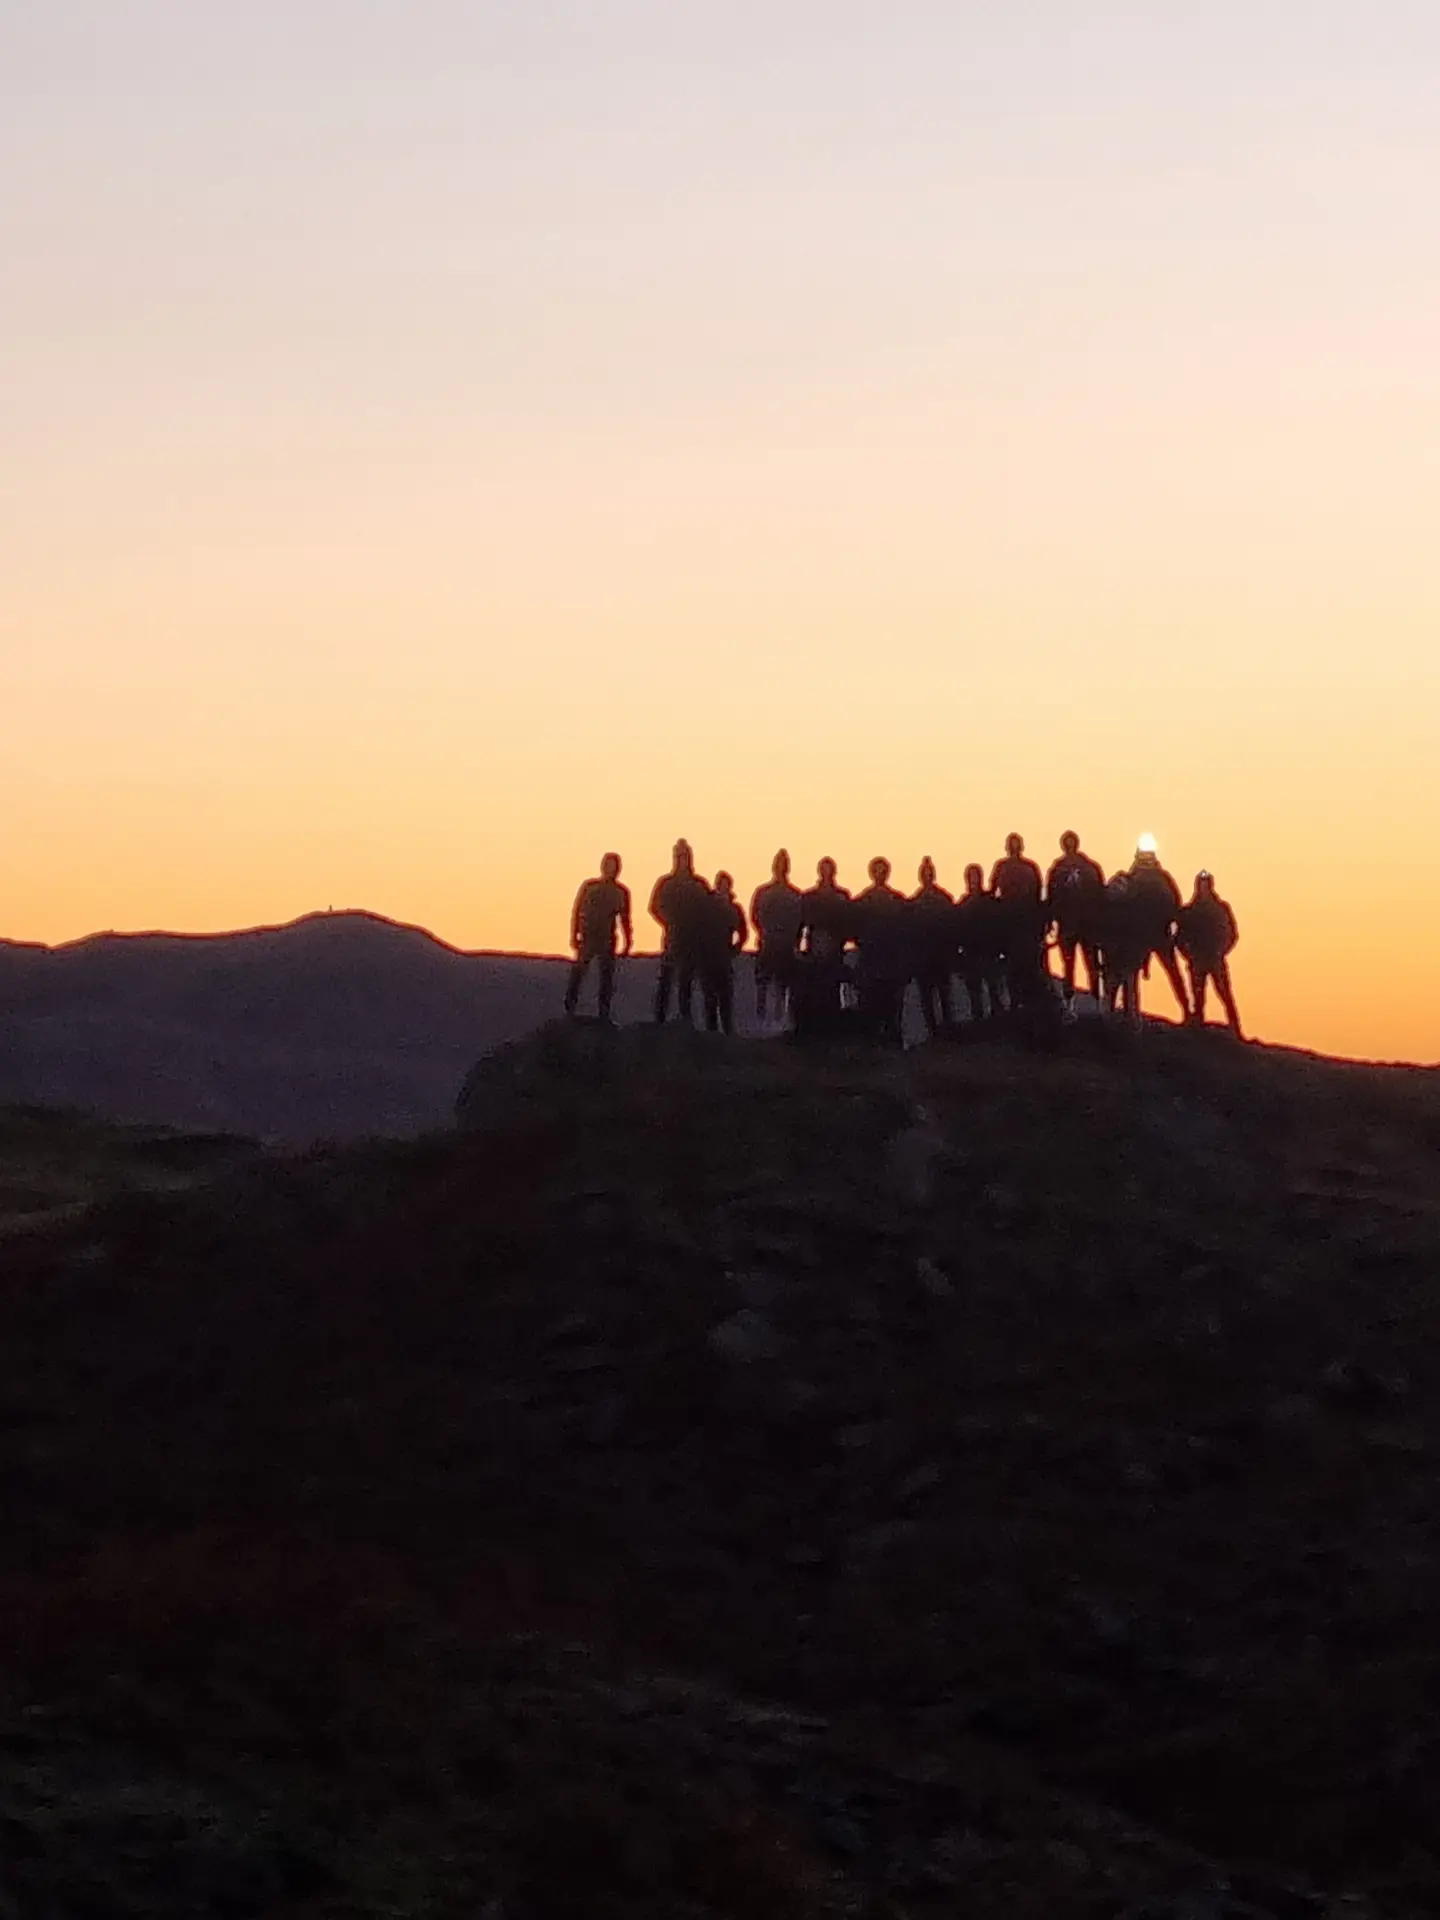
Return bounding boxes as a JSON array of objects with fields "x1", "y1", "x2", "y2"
[{"x1": 4, "y1": 4, "x2": 1438, "y2": 1062}]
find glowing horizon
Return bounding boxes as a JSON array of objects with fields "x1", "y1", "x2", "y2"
[{"x1": 5, "y1": 3, "x2": 1439, "y2": 1066}]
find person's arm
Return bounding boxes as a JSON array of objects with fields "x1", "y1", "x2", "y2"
[
  {"x1": 619, "y1": 885, "x2": 633, "y2": 955},
  {"x1": 1223, "y1": 902, "x2": 1238, "y2": 952},
  {"x1": 648, "y1": 877, "x2": 666, "y2": 927},
  {"x1": 732, "y1": 901, "x2": 748, "y2": 953},
  {"x1": 570, "y1": 883, "x2": 587, "y2": 951}
]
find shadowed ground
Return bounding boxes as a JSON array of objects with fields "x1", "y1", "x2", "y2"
[{"x1": 2, "y1": 1024, "x2": 1439, "y2": 1914}]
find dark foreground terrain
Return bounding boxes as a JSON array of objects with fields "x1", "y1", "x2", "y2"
[{"x1": 2, "y1": 1024, "x2": 1440, "y2": 1916}]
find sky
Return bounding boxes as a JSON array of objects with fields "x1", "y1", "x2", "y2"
[{"x1": 4, "y1": 1, "x2": 1438, "y2": 1062}]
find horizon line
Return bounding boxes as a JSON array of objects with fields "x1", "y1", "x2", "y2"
[{"x1": 3, "y1": 905, "x2": 1437, "y2": 1076}]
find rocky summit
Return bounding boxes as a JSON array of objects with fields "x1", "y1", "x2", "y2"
[{"x1": 2, "y1": 1023, "x2": 1440, "y2": 1917}]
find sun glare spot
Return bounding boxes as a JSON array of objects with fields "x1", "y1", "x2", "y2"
[{"x1": 1136, "y1": 831, "x2": 1159, "y2": 855}]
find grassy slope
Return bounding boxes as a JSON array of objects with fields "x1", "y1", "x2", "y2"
[{"x1": 1, "y1": 1029, "x2": 1439, "y2": 1917}]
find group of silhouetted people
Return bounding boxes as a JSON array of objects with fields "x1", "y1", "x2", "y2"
[{"x1": 565, "y1": 833, "x2": 1242, "y2": 1040}]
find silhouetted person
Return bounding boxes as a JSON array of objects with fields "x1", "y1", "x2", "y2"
[
  {"x1": 565, "y1": 852, "x2": 633, "y2": 1021},
  {"x1": 648, "y1": 839, "x2": 710, "y2": 1024},
  {"x1": 701, "y1": 871, "x2": 747, "y2": 1035},
  {"x1": 908, "y1": 856, "x2": 956, "y2": 1036},
  {"x1": 1100, "y1": 871, "x2": 1148, "y2": 1026},
  {"x1": 749, "y1": 848, "x2": 804, "y2": 1028},
  {"x1": 1177, "y1": 871, "x2": 1243, "y2": 1037},
  {"x1": 989, "y1": 833, "x2": 1046, "y2": 1008},
  {"x1": 854, "y1": 856, "x2": 908, "y2": 1043},
  {"x1": 954, "y1": 863, "x2": 1005, "y2": 1020},
  {"x1": 1128, "y1": 842, "x2": 1191, "y2": 1020},
  {"x1": 1046, "y1": 830, "x2": 1105, "y2": 1014},
  {"x1": 796, "y1": 857, "x2": 853, "y2": 1031}
]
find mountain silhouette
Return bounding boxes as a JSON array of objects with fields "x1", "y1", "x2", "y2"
[{"x1": 0, "y1": 911, "x2": 667, "y2": 1142}]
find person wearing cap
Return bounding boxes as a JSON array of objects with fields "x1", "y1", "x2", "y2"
[
  {"x1": 1127, "y1": 838, "x2": 1191, "y2": 1021},
  {"x1": 565, "y1": 853, "x2": 633, "y2": 1021},
  {"x1": 1177, "y1": 872, "x2": 1243, "y2": 1037},
  {"x1": 648, "y1": 839, "x2": 710, "y2": 1024}
]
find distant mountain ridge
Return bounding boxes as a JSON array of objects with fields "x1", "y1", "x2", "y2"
[{"x1": 0, "y1": 910, "x2": 660, "y2": 1143}]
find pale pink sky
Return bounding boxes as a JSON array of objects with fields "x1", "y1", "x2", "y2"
[{"x1": 4, "y1": 3, "x2": 1439, "y2": 1058}]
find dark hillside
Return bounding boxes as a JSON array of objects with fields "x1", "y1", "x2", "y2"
[
  {"x1": 0, "y1": 914, "x2": 625, "y2": 1141},
  {"x1": 2, "y1": 1028, "x2": 1440, "y2": 1915}
]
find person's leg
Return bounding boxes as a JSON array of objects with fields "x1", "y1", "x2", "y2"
[
  {"x1": 719, "y1": 967, "x2": 735, "y2": 1036},
  {"x1": 564, "y1": 955, "x2": 589, "y2": 1015},
  {"x1": 597, "y1": 951, "x2": 617, "y2": 1022},
  {"x1": 1080, "y1": 940, "x2": 1102, "y2": 1001},
  {"x1": 702, "y1": 970, "x2": 720, "y2": 1031},
  {"x1": 917, "y1": 977, "x2": 937, "y2": 1037},
  {"x1": 1186, "y1": 957, "x2": 1207, "y2": 1025},
  {"x1": 1013, "y1": 943, "x2": 1044, "y2": 1009},
  {"x1": 1119, "y1": 966, "x2": 1142, "y2": 1025},
  {"x1": 1157, "y1": 941, "x2": 1191, "y2": 1020},
  {"x1": 676, "y1": 953, "x2": 697, "y2": 1025},
  {"x1": 1060, "y1": 932, "x2": 1078, "y2": 1001},
  {"x1": 1214, "y1": 958, "x2": 1243, "y2": 1036},
  {"x1": 653, "y1": 953, "x2": 673, "y2": 1023},
  {"x1": 755, "y1": 953, "x2": 770, "y2": 1023}
]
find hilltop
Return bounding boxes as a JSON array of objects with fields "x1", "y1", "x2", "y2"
[{"x1": 2, "y1": 1024, "x2": 1440, "y2": 1915}]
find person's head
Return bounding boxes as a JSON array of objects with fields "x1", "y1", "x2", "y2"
[
  {"x1": 672, "y1": 838, "x2": 693, "y2": 874},
  {"x1": 964, "y1": 862, "x2": 984, "y2": 894},
  {"x1": 817, "y1": 856, "x2": 837, "y2": 886},
  {"x1": 1109, "y1": 871, "x2": 1130, "y2": 895},
  {"x1": 1060, "y1": 830, "x2": 1079, "y2": 855},
  {"x1": 772, "y1": 848, "x2": 791, "y2": 882},
  {"x1": 918, "y1": 855, "x2": 936, "y2": 887},
  {"x1": 868, "y1": 855, "x2": 891, "y2": 886},
  {"x1": 1006, "y1": 832, "x2": 1024, "y2": 859},
  {"x1": 1194, "y1": 869, "x2": 1215, "y2": 897},
  {"x1": 600, "y1": 852, "x2": 621, "y2": 882},
  {"x1": 714, "y1": 870, "x2": 734, "y2": 898}
]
